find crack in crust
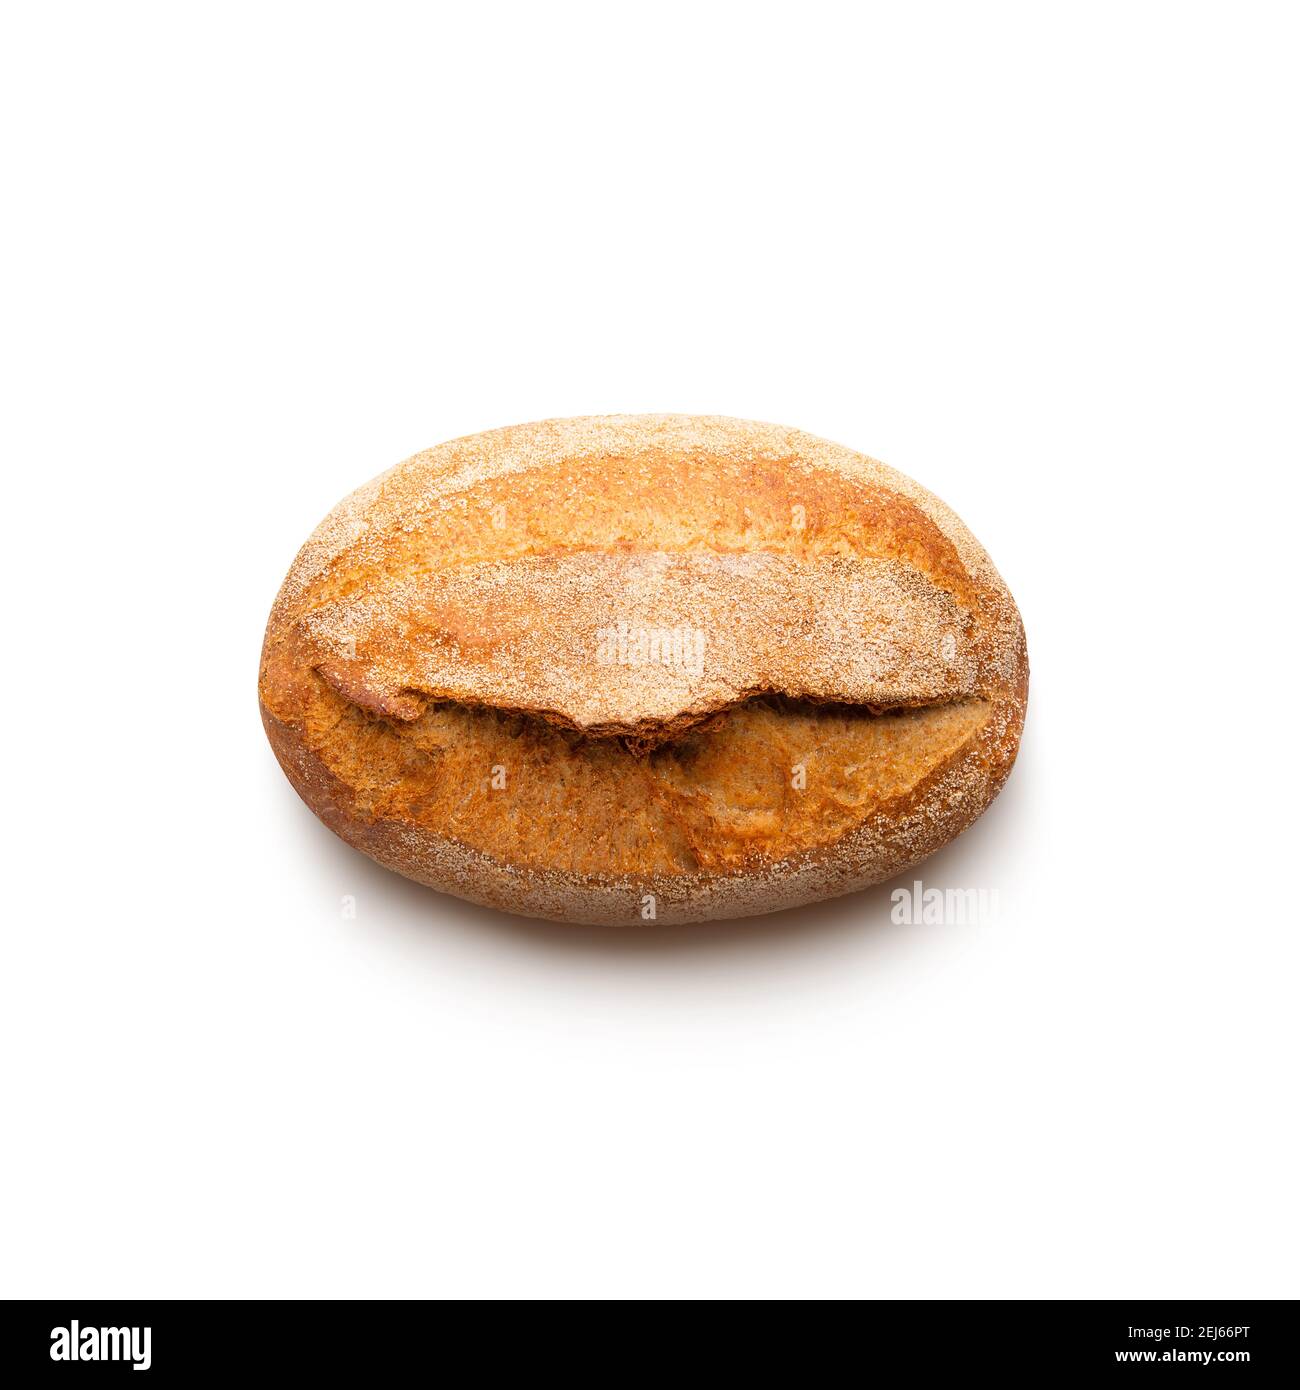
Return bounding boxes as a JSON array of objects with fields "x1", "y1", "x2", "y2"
[{"x1": 297, "y1": 548, "x2": 987, "y2": 743}]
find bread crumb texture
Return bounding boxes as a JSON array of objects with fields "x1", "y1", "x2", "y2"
[{"x1": 260, "y1": 415, "x2": 1028, "y2": 924}]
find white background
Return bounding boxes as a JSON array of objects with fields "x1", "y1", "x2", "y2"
[{"x1": 2, "y1": 3, "x2": 1296, "y2": 1299}]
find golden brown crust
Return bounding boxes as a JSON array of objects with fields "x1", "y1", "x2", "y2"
[{"x1": 260, "y1": 415, "x2": 1028, "y2": 924}]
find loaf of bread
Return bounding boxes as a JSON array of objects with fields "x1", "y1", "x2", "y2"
[{"x1": 260, "y1": 415, "x2": 1028, "y2": 924}]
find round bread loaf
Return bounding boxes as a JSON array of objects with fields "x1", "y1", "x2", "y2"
[{"x1": 259, "y1": 415, "x2": 1028, "y2": 925}]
